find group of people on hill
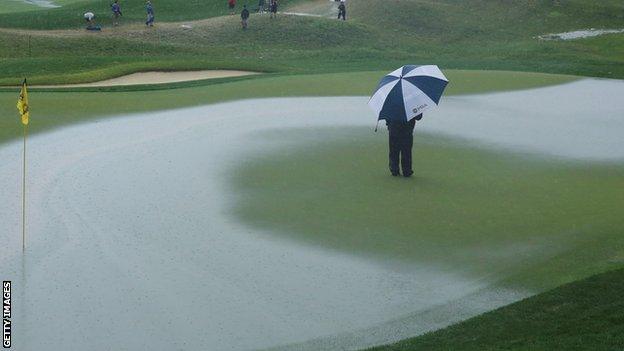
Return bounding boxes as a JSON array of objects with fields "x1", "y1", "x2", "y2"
[
  {"x1": 84, "y1": 0, "x2": 155, "y2": 30},
  {"x1": 83, "y1": 0, "x2": 346, "y2": 32},
  {"x1": 229, "y1": 0, "x2": 279, "y2": 29}
]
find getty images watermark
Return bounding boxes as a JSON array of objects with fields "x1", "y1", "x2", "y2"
[{"x1": 2, "y1": 281, "x2": 10, "y2": 348}]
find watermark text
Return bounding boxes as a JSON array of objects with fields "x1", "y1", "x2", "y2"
[{"x1": 2, "y1": 281, "x2": 11, "y2": 349}]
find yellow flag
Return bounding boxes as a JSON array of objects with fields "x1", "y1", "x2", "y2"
[{"x1": 17, "y1": 79, "x2": 29, "y2": 125}]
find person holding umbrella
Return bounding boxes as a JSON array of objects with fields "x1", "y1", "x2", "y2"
[
  {"x1": 84, "y1": 11, "x2": 101, "y2": 31},
  {"x1": 368, "y1": 65, "x2": 449, "y2": 177}
]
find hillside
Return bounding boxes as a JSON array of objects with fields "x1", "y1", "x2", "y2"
[{"x1": 0, "y1": 0, "x2": 623, "y2": 84}]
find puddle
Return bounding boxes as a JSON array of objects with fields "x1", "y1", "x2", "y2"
[
  {"x1": 281, "y1": 12, "x2": 324, "y2": 17},
  {"x1": 538, "y1": 28, "x2": 624, "y2": 40},
  {"x1": 19, "y1": 0, "x2": 60, "y2": 8}
]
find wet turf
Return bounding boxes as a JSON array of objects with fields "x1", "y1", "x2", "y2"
[
  {"x1": 232, "y1": 129, "x2": 624, "y2": 291},
  {"x1": 369, "y1": 267, "x2": 624, "y2": 351}
]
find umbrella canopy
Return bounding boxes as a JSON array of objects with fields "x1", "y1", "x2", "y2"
[{"x1": 368, "y1": 65, "x2": 449, "y2": 123}]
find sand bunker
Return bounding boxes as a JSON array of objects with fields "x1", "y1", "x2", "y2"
[
  {"x1": 34, "y1": 70, "x2": 259, "y2": 88},
  {"x1": 1, "y1": 79, "x2": 623, "y2": 350}
]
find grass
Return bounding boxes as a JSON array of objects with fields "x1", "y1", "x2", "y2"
[
  {"x1": 0, "y1": 0, "x2": 623, "y2": 83},
  {"x1": 0, "y1": 0, "x2": 87, "y2": 14},
  {"x1": 0, "y1": 69, "x2": 577, "y2": 146},
  {"x1": 0, "y1": 1, "x2": 40, "y2": 14},
  {"x1": 369, "y1": 267, "x2": 624, "y2": 351},
  {"x1": 231, "y1": 128, "x2": 624, "y2": 291}
]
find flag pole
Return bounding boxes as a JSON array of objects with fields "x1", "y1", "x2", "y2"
[
  {"x1": 17, "y1": 77, "x2": 29, "y2": 252},
  {"x1": 22, "y1": 123, "x2": 27, "y2": 251}
]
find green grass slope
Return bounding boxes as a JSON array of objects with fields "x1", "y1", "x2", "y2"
[
  {"x1": 0, "y1": 0, "x2": 88, "y2": 14},
  {"x1": 0, "y1": 0, "x2": 623, "y2": 83},
  {"x1": 369, "y1": 267, "x2": 624, "y2": 351},
  {"x1": 0, "y1": 1, "x2": 40, "y2": 14}
]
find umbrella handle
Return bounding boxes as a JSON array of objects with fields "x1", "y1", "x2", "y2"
[{"x1": 374, "y1": 119, "x2": 380, "y2": 132}]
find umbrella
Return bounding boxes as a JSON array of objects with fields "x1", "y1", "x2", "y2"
[{"x1": 368, "y1": 65, "x2": 449, "y2": 124}]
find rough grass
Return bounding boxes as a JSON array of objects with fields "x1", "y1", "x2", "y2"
[{"x1": 368, "y1": 267, "x2": 624, "y2": 351}]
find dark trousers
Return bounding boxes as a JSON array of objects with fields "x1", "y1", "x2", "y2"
[
  {"x1": 338, "y1": 10, "x2": 346, "y2": 20},
  {"x1": 387, "y1": 118, "x2": 415, "y2": 175}
]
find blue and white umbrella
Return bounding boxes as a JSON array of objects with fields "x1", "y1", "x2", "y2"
[{"x1": 368, "y1": 65, "x2": 449, "y2": 123}]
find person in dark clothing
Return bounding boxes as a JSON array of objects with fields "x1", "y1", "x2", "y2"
[
  {"x1": 337, "y1": 1, "x2": 346, "y2": 20},
  {"x1": 241, "y1": 5, "x2": 250, "y2": 29},
  {"x1": 270, "y1": 0, "x2": 278, "y2": 18},
  {"x1": 111, "y1": 0, "x2": 122, "y2": 26},
  {"x1": 387, "y1": 114, "x2": 421, "y2": 177},
  {"x1": 145, "y1": 1, "x2": 155, "y2": 26}
]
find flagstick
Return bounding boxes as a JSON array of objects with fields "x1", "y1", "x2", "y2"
[{"x1": 22, "y1": 124, "x2": 27, "y2": 252}]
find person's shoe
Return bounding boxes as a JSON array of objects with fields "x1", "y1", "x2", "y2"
[
  {"x1": 391, "y1": 171, "x2": 400, "y2": 177},
  {"x1": 403, "y1": 170, "x2": 413, "y2": 178}
]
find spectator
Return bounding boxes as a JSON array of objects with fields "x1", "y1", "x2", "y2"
[
  {"x1": 146, "y1": 1, "x2": 155, "y2": 26},
  {"x1": 270, "y1": 0, "x2": 278, "y2": 18},
  {"x1": 338, "y1": 1, "x2": 346, "y2": 20},
  {"x1": 111, "y1": 0, "x2": 122, "y2": 26},
  {"x1": 228, "y1": 0, "x2": 236, "y2": 15},
  {"x1": 241, "y1": 5, "x2": 250, "y2": 29}
]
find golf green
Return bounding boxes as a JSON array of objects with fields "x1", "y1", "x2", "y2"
[{"x1": 232, "y1": 128, "x2": 624, "y2": 291}]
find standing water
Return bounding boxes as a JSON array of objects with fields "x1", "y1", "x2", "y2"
[{"x1": 19, "y1": 0, "x2": 60, "y2": 8}]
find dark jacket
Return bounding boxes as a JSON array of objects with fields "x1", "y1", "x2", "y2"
[
  {"x1": 241, "y1": 8, "x2": 250, "y2": 19},
  {"x1": 111, "y1": 3, "x2": 122, "y2": 15},
  {"x1": 386, "y1": 117, "x2": 416, "y2": 137}
]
